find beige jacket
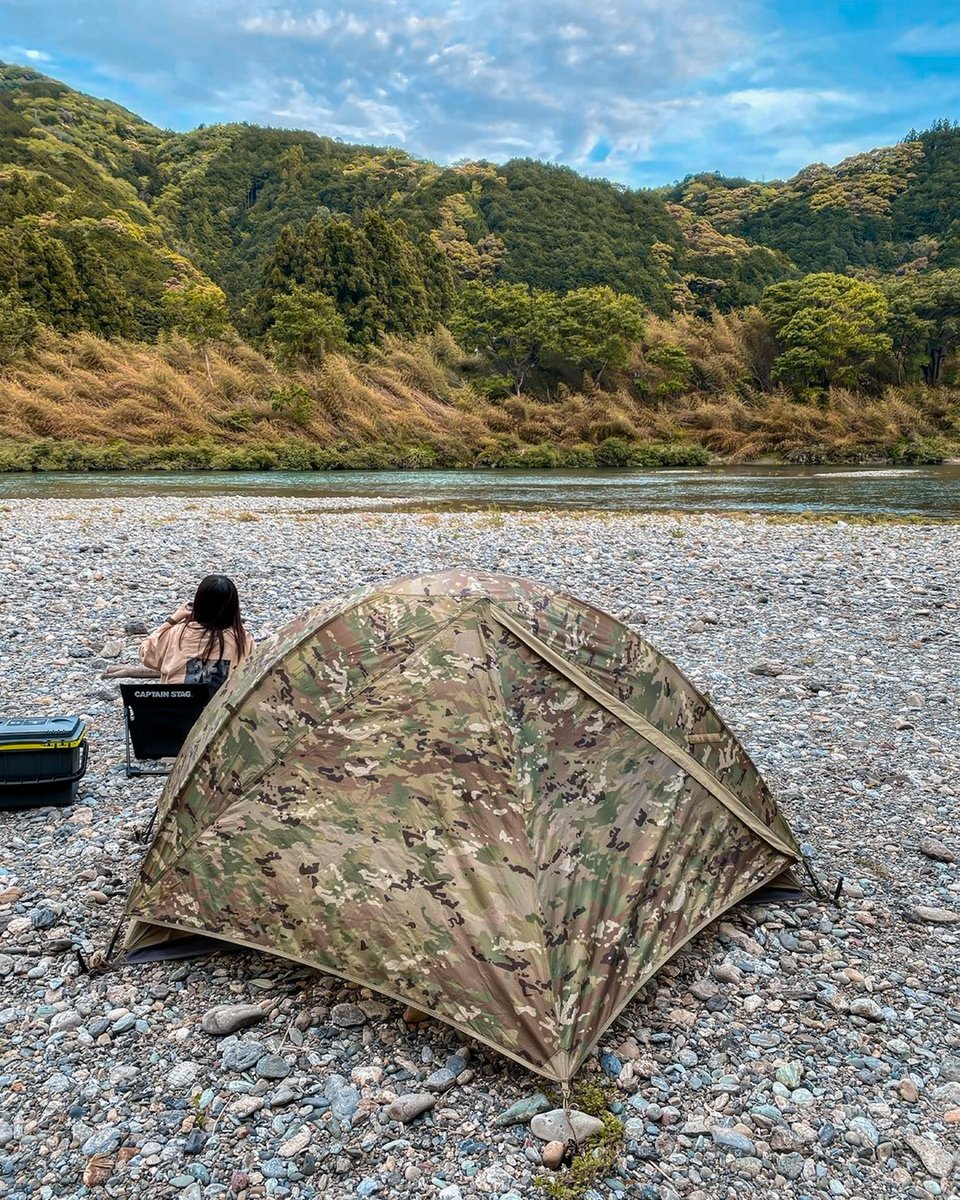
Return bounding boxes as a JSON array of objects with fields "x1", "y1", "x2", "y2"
[{"x1": 140, "y1": 619, "x2": 253, "y2": 687}]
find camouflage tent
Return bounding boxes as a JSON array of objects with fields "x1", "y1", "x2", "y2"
[{"x1": 124, "y1": 570, "x2": 803, "y2": 1082}]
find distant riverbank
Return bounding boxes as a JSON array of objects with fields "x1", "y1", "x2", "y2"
[{"x1": 1, "y1": 334, "x2": 957, "y2": 479}]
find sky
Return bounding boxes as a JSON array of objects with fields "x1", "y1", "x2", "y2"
[{"x1": 3, "y1": 0, "x2": 960, "y2": 187}]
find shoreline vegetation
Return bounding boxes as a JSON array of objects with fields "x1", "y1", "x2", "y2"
[{"x1": 0, "y1": 329, "x2": 956, "y2": 473}]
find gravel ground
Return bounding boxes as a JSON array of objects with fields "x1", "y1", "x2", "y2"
[{"x1": 0, "y1": 496, "x2": 958, "y2": 1200}]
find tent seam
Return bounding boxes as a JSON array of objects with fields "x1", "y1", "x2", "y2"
[{"x1": 490, "y1": 606, "x2": 800, "y2": 863}]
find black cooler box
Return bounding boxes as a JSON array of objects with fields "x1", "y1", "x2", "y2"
[{"x1": 0, "y1": 717, "x2": 89, "y2": 809}]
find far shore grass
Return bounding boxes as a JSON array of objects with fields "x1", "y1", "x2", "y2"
[{"x1": 1, "y1": 331, "x2": 957, "y2": 473}]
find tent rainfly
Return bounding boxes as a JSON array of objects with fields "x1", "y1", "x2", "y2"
[{"x1": 123, "y1": 570, "x2": 804, "y2": 1083}]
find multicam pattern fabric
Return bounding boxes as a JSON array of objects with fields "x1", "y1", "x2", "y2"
[{"x1": 124, "y1": 570, "x2": 802, "y2": 1081}]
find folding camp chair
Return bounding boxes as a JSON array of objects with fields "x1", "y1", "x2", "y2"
[{"x1": 119, "y1": 683, "x2": 213, "y2": 777}]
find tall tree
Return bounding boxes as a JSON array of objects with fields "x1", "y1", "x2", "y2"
[
  {"x1": 0, "y1": 294, "x2": 40, "y2": 362},
  {"x1": 450, "y1": 282, "x2": 556, "y2": 395},
  {"x1": 546, "y1": 286, "x2": 646, "y2": 383},
  {"x1": 886, "y1": 269, "x2": 960, "y2": 385},
  {"x1": 268, "y1": 286, "x2": 347, "y2": 367},
  {"x1": 162, "y1": 281, "x2": 231, "y2": 379},
  {"x1": 760, "y1": 273, "x2": 891, "y2": 392}
]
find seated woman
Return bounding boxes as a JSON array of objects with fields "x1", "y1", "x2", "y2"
[{"x1": 140, "y1": 574, "x2": 253, "y2": 689}]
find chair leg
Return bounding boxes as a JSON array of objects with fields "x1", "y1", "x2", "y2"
[{"x1": 124, "y1": 711, "x2": 138, "y2": 778}]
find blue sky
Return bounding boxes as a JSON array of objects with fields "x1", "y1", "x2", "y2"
[{"x1": 3, "y1": 1, "x2": 960, "y2": 186}]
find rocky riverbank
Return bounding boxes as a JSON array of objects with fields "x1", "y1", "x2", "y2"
[{"x1": 0, "y1": 498, "x2": 958, "y2": 1200}]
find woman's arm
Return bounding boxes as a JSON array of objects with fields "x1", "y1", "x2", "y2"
[
  {"x1": 139, "y1": 623, "x2": 171, "y2": 670},
  {"x1": 139, "y1": 602, "x2": 190, "y2": 670}
]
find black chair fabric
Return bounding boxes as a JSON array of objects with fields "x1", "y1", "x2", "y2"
[{"x1": 119, "y1": 683, "x2": 212, "y2": 765}]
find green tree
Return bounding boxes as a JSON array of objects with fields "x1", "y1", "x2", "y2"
[
  {"x1": 430, "y1": 192, "x2": 506, "y2": 283},
  {"x1": 760, "y1": 273, "x2": 891, "y2": 392},
  {"x1": 256, "y1": 211, "x2": 450, "y2": 346},
  {"x1": 0, "y1": 294, "x2": 40, "y2": 362},
  {"x1": 886, "y1": 269, "x2": 960, "y2": 385},
  {"x1": 268, "y1": 287, "x2": 347, "y2": 367},
  {"x1": 547, "y1": 286, "x2": 646, "y2": 382},
  {"x1": 450, "y1": 282, "x2": 556, "y2": 394},
  {"x1": 646, "y1": 342, "x2": 693, "y2": 396},
  {"x1": 162, "y1": 281, "x2": 231, "y2": 378}
]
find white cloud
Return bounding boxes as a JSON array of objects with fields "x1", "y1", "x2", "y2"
[
  {"x1": 896, "y1": 20, "x2": 960, "y2": 56},
  {"x1": 722, "y1": 88, "x2": 865, "y2": 134},
  {"x1": 240, "y1": 9, "x2": 333, "y2": 38},
  {"x1": 14, "y1": 46, "x2": 53, "y2": 62}
]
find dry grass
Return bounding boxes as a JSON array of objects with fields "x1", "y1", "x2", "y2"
[{"x1": 0, "y1": 329, "x2": 957, "y2": 467}]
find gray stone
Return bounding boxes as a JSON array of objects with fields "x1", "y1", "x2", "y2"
[
  {"x1": 774, "y1": 1061, "x2": 802, "y2": 1089},
  {"x1": 777, "y1": 1152, "x2": 805, "y2": 1180},
  {"x1": 200, "y1": 1003, "x2": 266, "y2": 1037},
  {"x1": 919, "y1": 838, "x2": 956, "y2": 863},
  {"x1": 220, "y1": 1041, "x2": 264, "y2": 1072},
  {"x1": 710, "y1": 1128, "x2": 756, "y2": 1154},
  {"x1": 530, "y1": 1108, "x2": 603, "y2": 1144},
  {"x1": 849, "y1": 998, "x2": 886, "y2": 1022},
  {"x1": 325, "y1": 1074, "x2": 360, "y2": 1122},
  {"x1": 849, "y1": 1116, "x2": 880, "y2": 1148},
  {"x1": 386, "y1": 1094, "x2": 436, "y2": 1124},
  {"x1": 260, "y1": 1157, "x2": 288, "y2": 1180},
  {"x1": 255, "y1": 1054, "x2": 291, "y2": 1080},
  {"x1": 492, "y1": 1093, "x2": 552, "y2": 1127},
  {"x1": 911, "y1": 906, "x2": 960, "y2": 925},
  {"x1": 81, "y1": 1126, "x2": 122, "y2": 1156},
  {"x1": 904, "y1": 1135, "x2": 956, "y2": 1179},
  {"x1": 330, "y1": 1002, "x2": 366, "y2": 1028},
  {"x1": 167, "y1": 1061, "x2": 200, "y2": 1090},
  {"x1": 424, "y1": 1067, "x2": 457, "y2": 1092},
  {"x1": 30, "y1": 906, "x2": 58, "y2": 930},
  {"x1": 49, "y1": 1010, "x2": 83, "y2": 1033},
  {"x1": 182, "y1": 1129, "x2": 207, "y2": 1155}
]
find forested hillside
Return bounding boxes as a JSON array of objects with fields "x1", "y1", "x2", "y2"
[{"x1": 1, "y1": 61, "x2": 959, "y2": 467}]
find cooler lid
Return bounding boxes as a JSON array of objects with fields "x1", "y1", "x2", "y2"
[{"x1": 0, "y1": 716, "x2": 88, "y2": 750}]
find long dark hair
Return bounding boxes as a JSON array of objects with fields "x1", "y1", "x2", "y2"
[{"x1": 184, "y1": 574, "x2": 247, "y2": 662}]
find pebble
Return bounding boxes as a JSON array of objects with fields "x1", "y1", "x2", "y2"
[
  {"x1": 918, "y1": 837, "x2": 956, "y2": 863},
  {"x1": 904, "y1": 1135, "x2": 956, "y2": 1179},
  {"x1": 330, "y1": 1002, "x2": 366, "y2": 1028},
  {"x1": 200, "y1": 1003, "x2": 267, "y2": 1036},
  {"x1": 529, "y1": 1109, "x2": 604, "y2": 1143},
  {"x1": 849, "y1": 998, "x2": 886, "y2": 1022},
  {"x1": 492, "y1": 1094, "x2": 551, "y2": 1127},
  {"x1": 425, "y1": 1067, "x2": 458, "y2": 1092},
  {"x1": 255, "y1": 1054, "x2": 292, "y2": 1080},
  {"x1": 911, "y1": 906, "x2": 960, "y2": 925},
  {"x1": 325, "y1": 1074, "x2": 360, "y2": 1121},
  {"x1": 386, "y1": 1094, "x2": 436, "y2": 1124},
  {"x1": 221, "y1": 1041, "x2": 265, "y2": 1072},
  {"x1": 541, "y1": 1140, "x2": 566, "y2": 1169},
  {"x1": 278, "y1": 1126, "x2": 312, "y2": 1158}
]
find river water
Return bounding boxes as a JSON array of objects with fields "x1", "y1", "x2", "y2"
[{"x1": 1, "y1": 464, "x2": 959, "y2": 519}]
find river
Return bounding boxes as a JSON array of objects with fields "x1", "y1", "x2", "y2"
[{"x1": 1, "y1": 464, "x2": 958, "y2": 519}]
